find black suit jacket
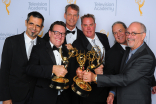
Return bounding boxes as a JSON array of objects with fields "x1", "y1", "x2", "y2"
[
  {"x1": 43, "y1": 27, "x2": 83, "y2": 45},
  {"x1": 26, "y1": 42, "x2": 72, "y2": 104},
  {"x1": 104, "y1": 42, "x2": 125, "y2": 75},
  {"x1": 72, "y1": 32, "x2": 110, "y2": 103},
  {"x1": 0, "y1": 32, "x2": 45, "y2": 101},
  {"x1": 97, "y1": 42, "x2": 155, "y2": 104}
]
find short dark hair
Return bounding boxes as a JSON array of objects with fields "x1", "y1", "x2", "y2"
[
  {"x1": 81, "y1": 14, "x2": 95, "y2": 24},
  {"x1": 65, "y1": 4, "x2": 79, "y2": 15},
  {"x1": 49, "y1": 21, "x2": 66, "y2": 32},
  {"x1": 26, "y1": 11, "x2": 44, "y2": 27},
  {"x1": 112, "y1": 21, "x2": 127, "y2": 32}
]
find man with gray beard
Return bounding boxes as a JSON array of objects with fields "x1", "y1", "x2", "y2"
[{"x1": 83, "y1": 22, "x2": 156, "y2": 104}]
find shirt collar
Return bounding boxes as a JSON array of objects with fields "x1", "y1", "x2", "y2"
[
  {"x1": 49, "y1": 41, "x2": 62, "y2": 49},
  {"x1": 120, "y1": 44, "x2": 127, "y2": 50},
  {"x1": 130, "y1": 42, "x2": 144, "y2": 54},
  {"x1": 66, "y1": 27, "x2": 77, "y2": 32},
  {"x1": 86, "y1": 33, "x2": 97, "y2": 42},
  {"x1": 24, "y1": 32, "x2": 37, "y2": 45}
]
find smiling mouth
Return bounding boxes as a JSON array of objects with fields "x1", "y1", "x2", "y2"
[{"x1": 56, "y1": 39, "x2": 61, "y2": 42}]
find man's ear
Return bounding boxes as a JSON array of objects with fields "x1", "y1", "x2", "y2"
[
  {"x1": 142, "y1": 32, "x2": 146, "y2": 41},
  {"x1": 25, "y1": 20, "x2": 27, "y2": 27},
  {"x1": 64, "y1": 13, "x2": 66, "y2": 19}
]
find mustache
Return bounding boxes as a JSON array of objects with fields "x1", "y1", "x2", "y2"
[{"x1": 127, "y1": 38, "x2": 135, "y2": 41}]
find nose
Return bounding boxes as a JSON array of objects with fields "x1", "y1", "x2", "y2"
[
  {"x1": 126, "y1": 34, "x2": 131, "y2": 39},
  {"x1": 58, "y1": 33, "x2": 62, "y2": 38},
  {"x1": 87, "y1": 26, "x2": 91, "y2": 30},
  {"x1": 117, "y1": 32, "x2": 120, "y2": 37},
  {"x1": 32, "y1": 25, "x2": 36, "y2": 30},
  {"x1": 71, "y1": 15, "x2": 74, "y2": 19}
]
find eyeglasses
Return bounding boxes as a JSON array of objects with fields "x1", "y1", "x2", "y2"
[
  {"x1": 125, "y1": 32, "x2": 144, "y2": 36},
  {"x1": 52, "y1": 31, "x2": 66, "y2": 37}
]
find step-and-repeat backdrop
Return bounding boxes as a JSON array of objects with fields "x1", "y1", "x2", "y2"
[{"x1": 0, "y1": 0, "x2": 156, "y2": 103}]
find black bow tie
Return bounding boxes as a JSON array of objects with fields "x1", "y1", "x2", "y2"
[
  {"x1": 66, "y1": 30, "x2": 75, "y2": 34},
  {"x1": 52, "y1": 46, "x2": 59, "y2": 51}
]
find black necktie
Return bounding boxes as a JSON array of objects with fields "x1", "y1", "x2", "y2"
[
  {"x1": 66, "y1": 30, "x2": 75, "y2": 34},
  {"x1": 52, "y1": 46, "x2": 59, "y2": 51}
]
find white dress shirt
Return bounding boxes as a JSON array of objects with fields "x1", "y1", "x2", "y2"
[
  {"x1": 86, "y1": 33, "x2": 105, "y2": 56},
  {"x1": 24, "y1": 32, "x2": 37, "y2": 59},
  {"x1": 66, "y1": 27, "x2": 77, "y2": 44},
  {"x1": 120, "y1": 44, "x2": 127, "y2": 50},
  {"x1": 49, "y1": 41, "x2": 62, "y2": 65},
  {"x1": 49, "y1": 41, "x2": 62, "y2": 95}
]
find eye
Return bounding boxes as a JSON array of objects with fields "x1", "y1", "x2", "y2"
[
  {"x1": 36, "y1": 25, "x2": 41, "y2": 28},
  {"x1": 119, "y1": 29, "x2": 122, "y2": 32},
  {"x1": 131, "y1": 32, "x2": 136, "y2": 36},
  {"x1": 113, "y1": 32, "x2": 117, "y2": 35},
  {"x1": 74, "y1": 14, "x2": 77, "y2": 17},
  {"x1": 90, "y1": 24, "x2": 93, "y2": 26},
  {"x1": 67, "y1": 14, "x2": 71, "y2": 16},
  {"x1": 29, "y1": 23, "x2": 33, "y2": 25},
  {"x1": 125, "y1": 32, "x2": 130, "y2": 35}
]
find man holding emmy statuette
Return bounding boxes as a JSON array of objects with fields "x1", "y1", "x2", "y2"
[
  {"x1": 83, "y1": 22, "x2": 156, "y2": 104},
  {"x1": 72, "y1": 14, "x2": 110, "y2": 104},
  {"x1": 26, "y1": 21, "x2": 74, "y2": 104}
]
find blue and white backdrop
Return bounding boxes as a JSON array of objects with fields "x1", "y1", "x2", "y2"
[{"x1": 0, "y1": 0, "x2": 156, "y2": 103}]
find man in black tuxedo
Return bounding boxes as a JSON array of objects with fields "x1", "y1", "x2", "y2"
[
  {"x1": 26, "y1": 21, "x2": 71, "y2": 104},
  {"x1": 104, "y1": 21, "x2": 128, "y2": 104},
  {"x1": 83, "y1": 22, "x2": 156, "y2": 104},
  {"x1": 43, "y1": 4, "x2": 83, "y2": 46},
  {"x1": 0, "y1": 11, "x2": 45, "y2": 104},
  {"x1": 74, "y1": 14, "x2": 110, "y2": 104}
]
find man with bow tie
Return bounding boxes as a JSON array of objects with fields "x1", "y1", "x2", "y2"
[
  {"x1": 26, "y1": 21, "x2": 72, "y2": 104},
  {"x1": 43, "y1": 4, "x2": 83, "y2": 47}
]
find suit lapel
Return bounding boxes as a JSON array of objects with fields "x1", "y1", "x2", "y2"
[
  {"x1": 45, "y1": 42, "x2": 56, "y2": 65},
  {"x1": 120, "y1": 47, "x2": 130, "y2": 72},
  {"x1": 36, "y1": 37, "x2": 41, "y2": 45},
  {"x1": 82, "y1": 35, "x2": 92, "y2": 51},
  {"x1": 76, "y1": 27, "x2": 81, "y2": 39},
  {"x1": 121, "y1": 43, "x2": 146, "y2": 72},
  {"x1": 116, "y1": 43, "x2": 125, "y2": 55},
  {"x1": 19, "y1": 33, "x2": 28, "y2": 61},
  {"x1": 97, "y1": 33, "x2": 105, "y2": 47}
]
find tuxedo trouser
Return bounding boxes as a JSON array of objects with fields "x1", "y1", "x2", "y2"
[
  {"x1": 12, "y1": 92, "x2": 32, "y2": 104},
  {"x1": 56, "y1": 95, "x2": 62, "y2": 104}
]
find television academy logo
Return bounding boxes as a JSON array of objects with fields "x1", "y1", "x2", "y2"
[
  {"x1": 135, "y1": 0, "x2": 145, "y2": 16},
  {"x1": 100, "y1": 30, "x2": 109, "y2": 37},
  {"x1": 2, "y1": 0, "x2": 11, "y2": 15},
  {"x1": 67, "y1": 0, "x2": 77, "y2": 4},
  {"x1": 38, "y1": 31, "x2": 44, "y2": 38}
]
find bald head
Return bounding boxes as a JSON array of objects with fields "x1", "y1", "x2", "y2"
[
  {"x1": 126, "y1": 22, "x2": 146, "y2": 50},
  {"x1": 129, "y1": 22, "x2": 146, "y2": 33}
]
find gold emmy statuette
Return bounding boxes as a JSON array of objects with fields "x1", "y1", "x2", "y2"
[
  {"x1": 72, "y1": 51, "x2": 92, "y2": 97},
  {"x1": 135, "y1": 0, "x2": 145, "y2": 16},
  {"x1": 49, "y1": 48, "x2": 76, "y2": 90},
  {"x1": 87, "y1": 46, "x2": 104, "y2": 71},
  {"x1": 2, "y1": 0, "x2": 11, "y2": 15}
]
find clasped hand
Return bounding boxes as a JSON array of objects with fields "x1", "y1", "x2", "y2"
[
  {"x1": 76, "y1": 65, "x2": 104, "y2": 82},
  {"x1": 52, "y1": 65, "x2": 68, "y2": 77}
]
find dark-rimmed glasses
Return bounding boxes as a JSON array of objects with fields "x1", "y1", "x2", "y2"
[
  {"x1": 125, "y1": 32, "x2": 144, "y2": 36},
  {"x1": 52, "y1": 31, "x2": 66, "y2": 37}
]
